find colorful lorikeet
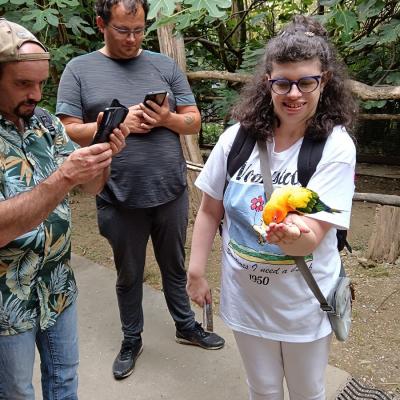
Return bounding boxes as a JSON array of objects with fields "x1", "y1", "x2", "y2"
[{"x1": 262, "y1": 185, "x2": 341, "y2": 225}]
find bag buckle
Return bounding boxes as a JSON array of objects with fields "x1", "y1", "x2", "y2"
[{"x1": 320, "y1": 303, "x2": 334, "y2": 313}]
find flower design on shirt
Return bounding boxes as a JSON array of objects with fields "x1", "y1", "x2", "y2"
[{"x1": 250, "y1": 196, "x2": 264, "y2": 212}]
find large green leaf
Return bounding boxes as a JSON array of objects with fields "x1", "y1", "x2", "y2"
[
  {"x1": 175, "y1": 10, "x2": 203, "y2": 30},
  {"x1": 333, "y1": 9, "x2": 358, "y2": 41},
  {"x1": 334, "y1": 9, "x2": 358, "y2": 32},
  {"x1": 21, "y1": 8, "x2": 42, "y2": 22},
  {"x1": 357, "y1": 0, "x2": 377, "y2": 20},
  {"x1": 347, "y1": 36, "x2": 378, "y2": 51},
  {"x1": 184, "y1": 0, "x2": 231, "y2": 18},
  {"x1": 49, "y1": 0, "x2": 79, "y2": 7},
  {"x1": 147, "y1": 8, "x2": 204, "y2": 31},
  {"x1": 32, "y1": 16, "x2": 47, "y2": 32},
  {"x1": 65, "y1": 16, "x2": 96, "y2": 36},
  {"x1": 148, "y1": 0, "x2": 177, "y2": 19},
  {"x1": 21, "y1": 8, "x2": 59, "y2": 30},
  {"x1": 43, "y1": 8, "x2": 60, "y2": 27},
  {"x1": 386, "y1": 72, "x2": 400, "y2": 86},
  {"x1": 357, "y1": 0, "x2": 385, "y2": 19},
  {"x1": 378, "y1": 20, "x2": 400, "y2": 45}
]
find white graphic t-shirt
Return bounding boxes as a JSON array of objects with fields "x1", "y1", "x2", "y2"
[{"x1": 196, "y1": 123, "x2": 356, "y2": 342}]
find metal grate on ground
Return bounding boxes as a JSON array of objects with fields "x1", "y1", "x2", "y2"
[{"x1": 336, "y1": 378, "x2": 396, "y2": 400}]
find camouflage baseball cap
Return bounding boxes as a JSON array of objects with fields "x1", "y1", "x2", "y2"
[{"x1": 0, "y1": 17, "x2": 50, "y2": 63}]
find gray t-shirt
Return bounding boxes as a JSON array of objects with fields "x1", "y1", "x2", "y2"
[{"x1": 56, "y1": 50, "x2": 197, "y2": 208}]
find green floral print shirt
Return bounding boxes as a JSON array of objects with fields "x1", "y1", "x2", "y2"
[{"x1": 0, "y1": 111, "x2": 78, "y2": 336}]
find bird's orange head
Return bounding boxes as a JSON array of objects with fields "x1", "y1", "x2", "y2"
[{"x1": 262, "y1": 205, "x2": 287, "y2": 225}]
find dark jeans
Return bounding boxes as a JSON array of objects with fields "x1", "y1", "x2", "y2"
[{"x1": 96, "y1": 190, "x2": 195, "y2": 341}]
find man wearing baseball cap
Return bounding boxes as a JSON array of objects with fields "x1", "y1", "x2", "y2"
[{"x1": 0, "y1": 18, "x2": 128, "y2": 399}]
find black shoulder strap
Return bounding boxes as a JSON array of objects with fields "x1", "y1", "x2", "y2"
[
  {"x1": 34, "y1": 107, "x2": 56, "y2": 135},
  {"x1": 226, "y1": 125, "x2": 256, "y2": 182},
  {"x1": 297, "y1": 135, "x2": 327, "y2": 187}
]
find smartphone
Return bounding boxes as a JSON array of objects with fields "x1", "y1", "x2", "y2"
[
  {"x1": 143, "y1": 90, "x2": 167, "y2": 111},
  {"x1": 92, "y1": 99, "x2": 128, "y2": 144},
  {"x1": 203, "y1": 291, "x2": 213, "y2": 332}
]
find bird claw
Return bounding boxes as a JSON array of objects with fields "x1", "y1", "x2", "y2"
[{"x1": 252, "y1": 224, "x2": 267, "y2": 244}]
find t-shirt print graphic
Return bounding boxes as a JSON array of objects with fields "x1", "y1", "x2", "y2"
[{"x1": 224, "y1": 179, "x2": 312, "y2": 266}]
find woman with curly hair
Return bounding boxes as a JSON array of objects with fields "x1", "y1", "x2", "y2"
[{"x1": 187, "y1": 15, "x2": 357, "y2": 400}]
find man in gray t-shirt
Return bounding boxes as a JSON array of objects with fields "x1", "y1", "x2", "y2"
[{"x1": 56, "y1": 0, "x2": 224, "y2": 381}]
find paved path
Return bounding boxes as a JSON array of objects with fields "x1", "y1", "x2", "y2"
[{"x1": 33, "y1": 254, "x2": 350, "y2": 399}]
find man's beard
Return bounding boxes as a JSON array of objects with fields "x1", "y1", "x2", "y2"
[{"x1": 15, "y1": 100, "x2": 37, "y2": 122}]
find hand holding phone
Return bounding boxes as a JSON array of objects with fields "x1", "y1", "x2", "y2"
[
  {"x1": 92, "y1": 99, "x2": 129, "y2": 145},
  {"x1": 143, "y1": 90, "x2": 167, "y2": 111}
]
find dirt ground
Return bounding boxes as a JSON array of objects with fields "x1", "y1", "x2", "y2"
[{"x1": 70, "y1": 173, "x2": 400, "y2": 397}]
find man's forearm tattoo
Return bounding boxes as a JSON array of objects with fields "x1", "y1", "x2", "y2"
[{"x1": 184, "y1": 115, "x2": 194, "y2": 125}]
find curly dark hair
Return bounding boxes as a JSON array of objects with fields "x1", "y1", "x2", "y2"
[
  {"x1": 231, "y1": 15, "x2": 358, "y2": 141},
  {"x1": 95, "y1": 0, "x2": 149, "y2": 23}
]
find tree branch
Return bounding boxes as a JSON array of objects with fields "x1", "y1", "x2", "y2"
[
  {"x1": 349, "y1": 1, "x2": 399, "y2": 44},
  {"x1": 184, "y1": 37, "x2": 219, "y2": 48},
  {"x1": 359, "y1": 113, "x2": 400, "y2": 121},
  {"x1": 186, "y1": 70, "x2": 400, "y2": 100},
  {"x1": 224, "y1": 0, "x2": 261, "y2": 43}
]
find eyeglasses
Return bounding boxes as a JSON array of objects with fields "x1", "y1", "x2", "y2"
[
  {"x1": 109, "y1": 24, "x2": 145, "y2": 37},
  {"x1": 268, "y1": 75, "x2": 322, "y2": 95}
]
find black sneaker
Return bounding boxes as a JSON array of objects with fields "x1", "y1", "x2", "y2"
[
  {"x1": 112, "y1": 339, "x2": 143, "y2": 380},
  {"x1": 175, "y1": 322, "x2": 225, "y2": 350}
]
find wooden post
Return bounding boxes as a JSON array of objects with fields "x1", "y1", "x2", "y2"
[
  {"x1": 366, "y1": 205, "x2": 400, "y2": 264},
  {"x1": 156, "y1": 21, "x2": 203, "y2": 220}
]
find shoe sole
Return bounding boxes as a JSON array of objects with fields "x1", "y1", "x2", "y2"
[
  {"x1": 175, "y1": 337, "x2": 224, "y2": 350},
  {"x1": 113, "y1": 345, "x2": 144, "y2": 380}
]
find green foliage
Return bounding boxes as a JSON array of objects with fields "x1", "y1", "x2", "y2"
[
  {"x1": 0, "y1": 0, "x2": 398, "y2": 134},
  {"x1": 148, "y1": 0, "x2": 232, "y2": 29},
  {"x1": 239, "y1": 46, "x2": 265, "y2": 72},
  {"x1": 201, "y1": 122, "x2": 224, "y2": 145},
  {"x1": 147, "y1": 0, "x2": 177, "y2": 20},
  {"x1": 361, "y1": 100, "x2": 387, "y2": 110},
  {"x1": 317, "y1": 1, "x2": 399, "y2": 114},
  {"x1": 320, "y1": 1, "x2": 400, "y2": 86},
  {"x1": 212, "y1": 86, "x2": 238, "y2": 120},
  {"x1": 1, "y1": 0, "x2": 101, "y2": 107}
]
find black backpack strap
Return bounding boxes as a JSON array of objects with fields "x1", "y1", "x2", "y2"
[
  {"x1": 225, "y1": 125, "x2": 256, "y2": 189},
  {"x1": 34, "y1": 107, "x2": 56, "y2": 136},
  {"x1": 297, "y1": 135, "x2": 352, "y2": 253},
  {"x1": 297, "y1": 135, "x2": 326, "y2": 187}
]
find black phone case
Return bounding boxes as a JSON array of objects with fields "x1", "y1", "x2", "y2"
[
  {"x1": 143, "y1": 91, "x2": 167, "y2": 110},
  {"x1": 92, "y1": 100, "x2": 128, "y2": 144}
]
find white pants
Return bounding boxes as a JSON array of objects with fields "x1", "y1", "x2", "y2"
[{"x1": 233, "y1": 331, "x2": 332, "y2": 400}]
